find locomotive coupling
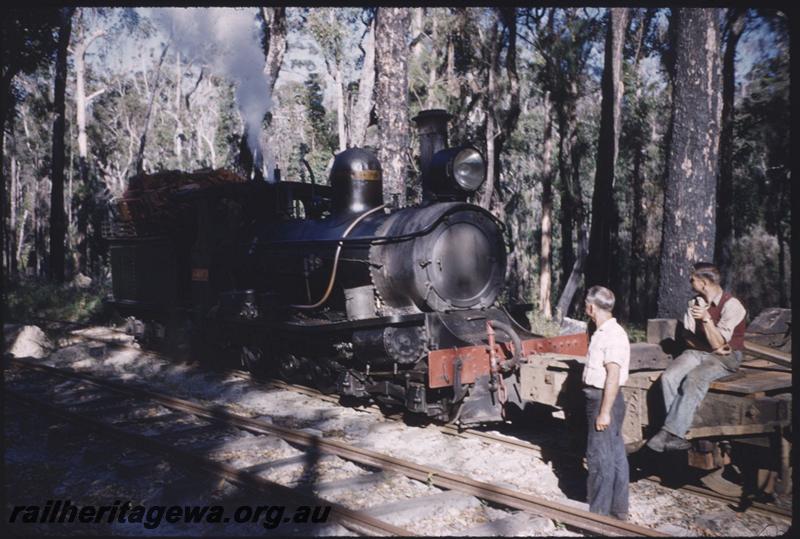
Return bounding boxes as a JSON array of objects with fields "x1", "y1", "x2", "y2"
[{"x1": 486, "y1": 319, "x2": 523, "y2": 373}]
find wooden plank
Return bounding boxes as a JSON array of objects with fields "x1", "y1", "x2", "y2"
[
  {"x1": 647, "y1": 318, "x2": 677, "y2": 344},
  {"x1": 629, "y1": 342, "x2": 673, "y2": 370},
  {"x1": 741, "y1": 359, "x2": 791, "y2": 372},
  {"x1": 458, "y1": 511, "x2": 553, "y2": 537},
  {"x1": 240, "y1": 454, "x2": 307, "y2": 474},
  {"x1": 363, "y1": 490, "x2": 477, "y2": 519},
  {"x1": 743, "y1": 340, "x2": 792, "y2": 368},
  {"x1": 690, "y1": 393, "x2": 790, "y2": 432},
  {"x1": 710, "y1": 370, "x2": 791, "y2": 394},
  {"x1": 688, "y1": 423, "x2": 786, "y2": 438},
  {"x1": 158, "y1": 424, "x2": 220, "y2": 443},
  {"x1": 119, "y1": 412, "x2": 184, "y2": 425},
  {"x1": 313, "y1": 472, "x2": 387, "y2": 494},
  {"x1": 198, "y1": 434, "x2": 283, "y2": 454}
]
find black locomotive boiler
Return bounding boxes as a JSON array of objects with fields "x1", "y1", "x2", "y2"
[{"x1": 106, "y1": 109, "x2": 538, "y2": 424}]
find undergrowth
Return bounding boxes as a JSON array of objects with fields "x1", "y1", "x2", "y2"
[
  {"x1": 528, "y1": 310, "x2": 648, "y2": 342},
  {"x1": 4, "y1": 278, "x2": 110, "y2": 324}
]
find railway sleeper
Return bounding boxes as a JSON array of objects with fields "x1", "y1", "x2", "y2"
[
  {"x1": 362, "y1": 490, "x2": 482, "y2": 525},
  {"x1": 458, "y1": 511, "x2": 556, "y2": 537}
]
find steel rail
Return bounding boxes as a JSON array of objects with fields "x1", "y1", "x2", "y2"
[
  {"x1": 8, "y1": 357, "x2": 663, "y2": 537},
  {"x1": 5, "y1": 382, "x2": 413, "y2": 536}
]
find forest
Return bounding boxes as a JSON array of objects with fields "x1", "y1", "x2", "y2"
[{"x1": 1, "y1": 7, "x2": 791, "y2": 330}]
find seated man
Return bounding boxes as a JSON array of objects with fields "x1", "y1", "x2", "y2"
[{"x1": 647, "y1": 262, "x2": 747, "y2": 452}]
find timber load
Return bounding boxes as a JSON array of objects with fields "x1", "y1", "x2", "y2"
[{"x1": 108, "y1": 169, "x2": 246, "y2": 237}]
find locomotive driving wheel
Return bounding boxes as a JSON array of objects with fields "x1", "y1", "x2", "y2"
[
  {"x1": 277, "y1": 353, "x2": 303, "y2": 382},
  {"x1": 240, "y1": 345, "x2": 267, "y2": 376}
]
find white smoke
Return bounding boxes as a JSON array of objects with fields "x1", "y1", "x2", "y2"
[{"x1": 151, "y1": 7, "x2": 275, "y2": 180}]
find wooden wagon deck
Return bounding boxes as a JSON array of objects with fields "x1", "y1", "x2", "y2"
[{"x1": 709, "y1": 365, "x2": 791, "y2": 397}]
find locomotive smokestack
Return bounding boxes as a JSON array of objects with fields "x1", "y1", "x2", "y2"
[{"x1": 413, "y1": 109, "x2": 452, "y2": 178}]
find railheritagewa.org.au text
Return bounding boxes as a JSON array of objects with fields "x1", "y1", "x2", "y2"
[{"x1": 8, "y1": 500, "x2": 332, "y2": 529}]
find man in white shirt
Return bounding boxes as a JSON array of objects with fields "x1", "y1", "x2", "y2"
[
  {"x1": 582, "y1": 285, "x2": 630, "y2": 520},
  {"x1": 647, "y1": 262, "x2": 747, "y2": 452}
]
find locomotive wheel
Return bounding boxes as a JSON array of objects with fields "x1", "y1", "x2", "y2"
[
  {"x1": 166, "y1": 317, "x2": 194, "y2": 362},
  {"x1": 278, "y1": 353, "x2": 302, "y2": 382},
  {"x1": 240, "y1": 345, "x2": 269, "y2": 377},
  {"x1": 307, "y1": 361, "x2": 338, "y2": 394}
]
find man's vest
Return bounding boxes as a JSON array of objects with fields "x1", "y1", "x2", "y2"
[{"x1": 697, "y1": 292, "x2": 746, "y2": 351}]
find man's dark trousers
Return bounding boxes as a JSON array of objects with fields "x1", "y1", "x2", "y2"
[{"x1": 584, "y1": 387, "x2": 629, "y2": 517}]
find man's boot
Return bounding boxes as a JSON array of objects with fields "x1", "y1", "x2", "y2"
[
  {"x1": 647, "y1": 428, "x2": 690, "y2": 452},
  {"x1": 662, "y1": 431, "x2": 691, "y2": 451},
  {"x1": 646, "y1": 429, "x2": 669, "y2": 452}
]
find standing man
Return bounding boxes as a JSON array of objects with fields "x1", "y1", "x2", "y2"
[
  {"x1": 583, "y1": 285, "x2": 630, "y2": 520},
  {"x1": 647, "y1": 262, "x2": 747, "y2": 452}
]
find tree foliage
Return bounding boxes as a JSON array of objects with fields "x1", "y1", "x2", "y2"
[{"x1": 2, "y1": 7, "x2": 791, "y2": 320}]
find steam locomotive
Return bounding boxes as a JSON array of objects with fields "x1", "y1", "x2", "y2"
[
  {"x1": 106, "y1": 108, "x2": 791, "y2": 496},
  {"x1": 105, "y1": 109, "x2": 543, "y2": 424}
]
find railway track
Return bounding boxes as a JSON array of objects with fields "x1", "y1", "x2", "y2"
[
  {"x1": 232, "y1": 371, "x2": 794, "y2": 522},
  {"x1": 7, "y1": 355, "x2": 665, "y2": 537},
  {"x1": 12, "y1": 321, "x2": 792, "y2": 524}
]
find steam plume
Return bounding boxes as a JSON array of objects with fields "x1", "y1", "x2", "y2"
[{"x1": 151, "y1": 7, "x2": 275, "y2": 180}]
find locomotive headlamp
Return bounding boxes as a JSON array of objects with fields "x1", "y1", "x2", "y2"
[
  {"x1": 424, "y1": 145, "x2": 486, "y2": 201},
  {"x1": 452, "y1": 147, "x2": 486, "y2": 192}
]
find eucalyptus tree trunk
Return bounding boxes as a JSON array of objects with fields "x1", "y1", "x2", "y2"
[
  {"x1": 260, "y1": 7, "x2": 287, "y2": 89},
  {"x1": 425, "y1": 15, "x2": 439, "y2": 109},
  {"x1": 628, "y1": 9, "x2": 655, "y2": 322},
  {"x1": 586, "y1": 8, "x2": 629, "y2": 289},
  {"x1": 73, "y1": 12, "x2": 106, "y2": 182},
  {"x1": 411, "y1": 8, "x2": 424, "y2": 66},
  {"x1": 657, "y1": 8, "x2": 722, "y2": 318},
  {"x1": 350, "y1": 19, "x2": 376, "y2": 147},
  {"x1": 334, "y1": 63, "x2": 347, "y2": 151},
  {"x1": 481, "y1": 18, "x2": 499, "y2": 210},
  {"x1": 136, "y1": 43, "x2": 168, "y2": 175},
  {"x1": 539, "y1": 92, "x2": 555, "y2": 319},
  {"x1": 446, "y1": 35, "x2": 456, "y2": 98},
  {"x1": 715, "y1": 8, "x2": 746, "y2": 287},
  {"x1": 174, "y1": 51, "x2": 183, "y2": 169},
  {"x1": 629, "y1": 138, "x2": 646, "y2": 320},
  {"x1": 556, "y1": 140, "x2": 588, "y2": 321},
  {"x1": 556, "y1": 92, "x2": 578, "y2": 293},
  {"x1": 375, "y1": 7, "x2": 411, "y2": 206},
  {"x1": 49, "y1": 7, "x2": 75, "y2": 283},
  {"x1": 480, "y1": 8, "x2": 519, "y2": 211},
  {"x1": 325, "y1": 11, "x2": 348, "y2": 151},
  {"x1": 241, "y1": 7, "x2": 286, "y2": 179},
  {"x1": 72, "y1": 16, "x2": 107, "y2": 276},
  {"x1": 1, "y1": 87, "x2": 6, "y2": 287},
  {"x1": 8, "y1": 154, "x2": 17, "y2": 278}
]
